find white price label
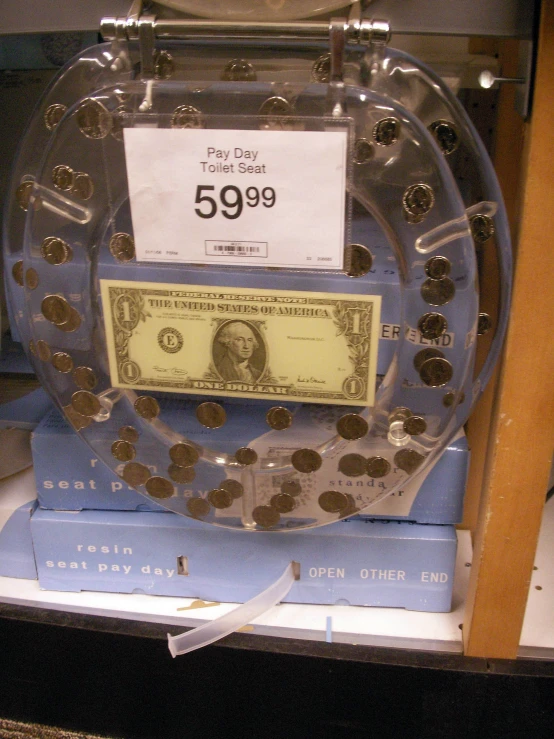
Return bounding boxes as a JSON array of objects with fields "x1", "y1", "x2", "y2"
[{"x1": 123, "y1": 127, "x2": 348, "y2": 269}]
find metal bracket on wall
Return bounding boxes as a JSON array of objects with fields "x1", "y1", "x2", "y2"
[{"x1": 478, "y1": 40, "x2": 534, "y2": 119}]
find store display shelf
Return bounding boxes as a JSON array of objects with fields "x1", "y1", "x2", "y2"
[{"x1": 0, "y1": 468, "x2": 470, "y2": 654}]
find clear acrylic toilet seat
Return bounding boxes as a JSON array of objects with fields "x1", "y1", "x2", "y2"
[
  {"x1": 20, "y1": 77, "x2": 479, "y2": 530},
  {"x1": 4, "y1": 37, "x2": 510, "y2": 406}
]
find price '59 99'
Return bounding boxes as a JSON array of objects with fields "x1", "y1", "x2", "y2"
[{"x1": 194, "y1": 185, "x2": 276, "y2": 220}]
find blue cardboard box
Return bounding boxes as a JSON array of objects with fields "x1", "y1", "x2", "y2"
[
  {"x1": 0, "y1": 469, "x2": 37, "y2": 580},
  {"x1": 31, "y1": 509, "x2": 457, "y2": 612},
  {"x1": 32, "y1": 405, "x2": 469, "y2": 524}
]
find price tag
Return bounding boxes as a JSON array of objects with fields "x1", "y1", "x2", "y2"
[{"x1": 123, "y1": 127, "x2": 348, "y2": 269}]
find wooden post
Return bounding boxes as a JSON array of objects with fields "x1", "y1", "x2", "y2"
[
  {"x1": 463, "y1": 0, "x2": 554, "y2": 658},
  {"x1": 462, "y1": 38, "x2": 525, "y2": 533}
]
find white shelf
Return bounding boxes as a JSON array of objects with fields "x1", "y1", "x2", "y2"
[{"x1": 2, "y1": 464, "x2": 553, "y2": 657}]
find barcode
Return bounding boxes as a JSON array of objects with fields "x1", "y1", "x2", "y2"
[
  {"x1": 213, "y1": 245, "x2": 261, "y2": 253},
  {"x1": 206, "y1": 240, "x2": 267, "y2": 258}
]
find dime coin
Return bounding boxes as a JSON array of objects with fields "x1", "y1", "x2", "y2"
[
  {"x1": 51, "y1": 352, "x2": 74, "y2": 373},
  {"x1": 403, "y1": 184, "x2": 435, "y2": 221},
  {"x1": 169, "y1": 442, "x2": 199, "y2": 467},
  {"x1": 394, "y1": 449, "x2": 425, "y2": 474},
  {"x1": 403, "y1": 415, "x2": 427, "y2": 435},
  {"x1": 196, "y1": 402, "x2": 226, "y2": 428},
  {"x1": 424, "y1": 255, "x2": 451, "y2": 279},
  {"x1": 311, "y1": 53, "x2": 331, "y2": 82},
  {"x1": 42, "y1": 295, "x2": 72, "y2": 325},
  {"x1": 235, "y1": 447, "x2": 258, "y2": 465},
  {"x1": 63, "y1": 403, "x2": 92, "y2": 431},
  {"x1": 336, "y1": 413, "x2": 368, "y2": 440},
  {"x1": 220, "y1": 479, "x2": 244, "y2": 499},
  {"x1": 338, "y1": 453, "x2": 367, "y2": 477},
  {"x1": 52, "y1": 164, "x2": 74, "y2": 191},
  {"x1": 366, "y1": 456, "x2": 391, "y2": 478},
  {"x1": 270, "y1": 493, "x2": 296, "y2": 513},
  {"x1": 72, "y1": 172, "x2": 94, "y2": 201},
  {"x1": 417, "y1": 312, "x2": 448, "y2": 340},
  {"x1": 15, "y1": 181, "x2": 33, "y2": 211},
  {"x1": 221, "y1": 58, "x2": 257, "y2": 81},
  {"x1": 413, "y1": 347, "x2": 444, "y2": 372},
  {"x1": 187, "y1": 497, "x2": 211, "y2": 517},
  {"x1": 71, "y1": 390, "x2": 101, "y2": 417},
  {"x1": 111, "y1": 440, "x2": 136, "y2": 462},
  {"x1": 266, "y1": 406, "x2": 293, "y2": 431},
  {"x1": 121, "y1": 462, "x2": 151, "y2": 486},
  {"x1": 291, "y1": 449, "x2": 322, "y2": 473},
  {"x1": 118, "y1": 425, "x2": 139, "y2": 443},
  {"x1": 36, "y1": 340, "x2": 51, "y2": 362},
  {"x1": 470, "y1": 214, "x2": 495, "y2": 244},
  {"x1": 168, "y1": 464, "x2": 196, "y2": 484},
  {"x1": 154, "y1": 50, "x2": 175, "y2": 79},
  {"x1": 419, "y1": 357, "x2": 453, "y2": 387},
  {"x1": 258, "y1": 96, "x2": 293, "y2": 117},
  {"x1": 145, "y1": 476, "x2": 174, "y2": 499},
  {"x1": 252, "y1": 505, "x2": 280, "y2": 528},
  {"x1": 373, "y1": 117, "x2": 400, "y2": 146},
  {"x1": 12, "y1": 260, "x2": 24, "y2": 286},
  {"x1": 72, "y1": 366, "x2": 97, "y2": 391},
  {"x1": 421, "y1": 277, "x2": 456, "y2": 306},
  {"x1": 478, "y1": 313, "x2": 492, "y2": 335},
  {"x1": 428, "y1": 120, "x2": 460, "y2": 155},
  {"x1": 25, "y1": 268, "x2": 39, "y2": 290},
  {"x1": 345, "y1": 243, "x2": 373, "y2": 278},
  {"x1": 56, "y1": 307, "x2": 81, "y2": 333},
  {"x1": 76, "y1": 98, "x2": 112, "y2": 139},
  {"x1": 109, "y1": 232, "x2": 135, "y2": 262},
  {"x1": 207, "y1": 488, "x2": 233, "y2": 509},
  {"x1": 134, "y1": 395, "x2": 160, "y2": 420},
  {"x1": 41, "y1": 237, "x2": 72, "y2": 265},
  {"x1": 353, "y1": 138, "x2": 373, "y2": 164},
  {"x1": 280, "y1": 480, "x2": 302, "y2": 497},
  {"x1": 171, "y1": 105, "x2": 204, "y2": 129},
  {"x1": 44, "y1": 103, "x2": 67, "y2": 131},
  {"x1": 318, "y1": 490, "x2": 348, "y2": 513}
]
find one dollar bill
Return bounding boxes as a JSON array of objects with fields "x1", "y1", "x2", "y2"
[{"x1": 100, "y1": 280, "x2": 381, "y2": 406}]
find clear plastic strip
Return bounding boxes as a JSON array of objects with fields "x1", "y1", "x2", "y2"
[{"x1": 167, "y1": 561, "x2": 297, "y2": 657}]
